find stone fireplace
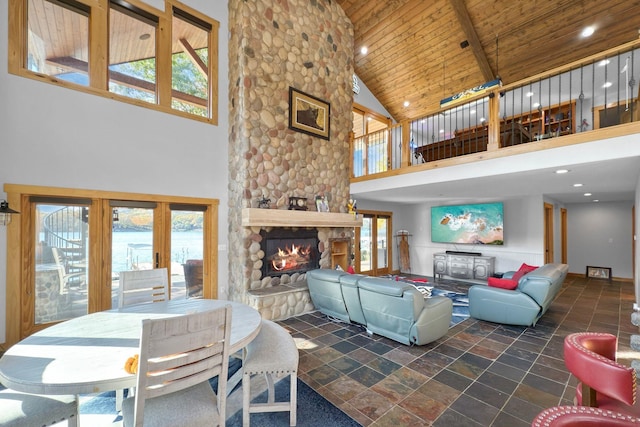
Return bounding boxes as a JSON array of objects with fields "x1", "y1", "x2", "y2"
[
  {"x1": 241, "y1": 209, "x2": 359, "y2": 320},
  {"x1": 227, "y1": 0, "x2": 355, "y2": 320}
]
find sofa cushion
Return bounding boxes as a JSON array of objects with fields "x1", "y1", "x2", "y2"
[
  {"x1": 488, "y1": 277, "x2": 518, "y2": 290},
  {"x1": 357, "y1": 277, "x2": 409, "y2": 297}
]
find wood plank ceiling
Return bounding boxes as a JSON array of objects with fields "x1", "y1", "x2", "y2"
[{"x1": 337, "y1": 0, "x2": 640, "y2": 122}]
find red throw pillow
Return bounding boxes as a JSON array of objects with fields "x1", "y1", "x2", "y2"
[
  {"x1": 520, "y1": 263, "x2": 538, "y2": 274},
  {"x1": 488, "y1": 277, "x2": 518, "y2": 290},
  {"x1": 512, "y1": 263, "x2": 538, "y2": 282}
]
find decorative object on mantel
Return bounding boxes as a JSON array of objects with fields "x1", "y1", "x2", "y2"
[
  {"x1": 315, "y1": 195, "x2": 329, "y2": 212},
  {"x1": 288, "y1": 87, "x2": 330, "y2": 140},
  {"x1": 257, "y1": 195, "x2": 271, "y2": 209},
  {"x1": 288, "y1": 196, "x2": 308, "y2": 211},
  {"x1": 347, "y1": 199, "x2": 357, "y2": 217}
]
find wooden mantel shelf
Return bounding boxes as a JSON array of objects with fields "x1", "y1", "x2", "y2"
[{"x1": 242, "y1": 208, "x2": 363, "y2": 228}]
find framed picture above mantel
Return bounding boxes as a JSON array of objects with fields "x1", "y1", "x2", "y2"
[{"x1": 288, "y1": 87, "x2": 330, "y2": 140}]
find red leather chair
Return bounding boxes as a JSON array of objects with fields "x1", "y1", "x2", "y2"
[
  {"x1": 563, "y1": 332, "x2": 640, "y2": 417},
  {"x1": 532, "y1": 406, "x2": 640, "y2": 426}
]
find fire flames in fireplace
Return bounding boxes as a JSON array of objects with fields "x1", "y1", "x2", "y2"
[
  {"x1": 269, "y1": 243, "x2": 312, "y2": 272},
  {"x1": 261, "y1": 229, "x2": 320, "y2": 277}
]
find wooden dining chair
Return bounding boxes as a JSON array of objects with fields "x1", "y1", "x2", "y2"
[
  {"x1": 122, "y1": 305, "x2": 232, "y2": 427},
  {"x1": 0, "y1": 389, "x2": 78, "y2": 427},
  {"x1": 118, "y1": 268, "x2": 169, "y2": 308},
  {"x1": 116, "y1": 267, "x2": 171, "y2": 410}
]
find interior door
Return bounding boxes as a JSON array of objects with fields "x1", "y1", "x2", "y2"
[
  {"x1": 561, "y1": 208, "x2": 567, "y2": 264},
  {"x1": 544, "y1": 203, "x2": 554, "y2": 264}
]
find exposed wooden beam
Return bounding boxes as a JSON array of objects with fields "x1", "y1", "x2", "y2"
[
  {"x1": 178, "y1": 37, "x2": 208, "y2": 78},
  {"x1": 46, "y1": 56, "x2": 207, "y2": 107},
  {"x1": 448, "y1": 0, "x2": 494, "y2": 81}
]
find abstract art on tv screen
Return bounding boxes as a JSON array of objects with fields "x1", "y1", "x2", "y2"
[{"x1": 431, "y1": 202, "x2": 504, "y2": 245}]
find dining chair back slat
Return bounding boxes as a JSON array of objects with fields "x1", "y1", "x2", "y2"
[
  {"x1": 118, "y1": 268, "x2": 169, "y2": 308},
  {"x1": 122, "y1": 305, "x2": 232, "y2": 427}
]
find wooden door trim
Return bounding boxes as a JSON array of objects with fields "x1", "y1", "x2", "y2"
[
  {"x1": 3, "y1": 184, "x2": 219, "y2": 346},
  {"x1": 544, "y1": 203, "x2": 554, "y2": 264}
]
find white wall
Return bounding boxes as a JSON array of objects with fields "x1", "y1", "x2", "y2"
[
  {"x1": 352, "y1": 75, "x2": 394, "y2": 121},
  {"x1": 0, "y1": 0, "x2": 231, "y2": 343},
  {"x1": 566, "y1": 201, "x2": 634, "y2": 279}
]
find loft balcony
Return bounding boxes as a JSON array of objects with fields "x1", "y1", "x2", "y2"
[{"x1": 350, "y1": 41, "x2": 640, "y2": 183}]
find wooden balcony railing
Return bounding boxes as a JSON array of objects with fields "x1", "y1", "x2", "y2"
[{"x1": 351, "y1": 40, "x2": 640, "y2": 181}]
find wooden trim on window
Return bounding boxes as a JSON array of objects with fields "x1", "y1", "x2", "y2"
[{"x1": 7, "y1": 0, "x2": 219, "y2": 125}]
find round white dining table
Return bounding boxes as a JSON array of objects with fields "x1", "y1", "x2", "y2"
[{"x1": 0, "y1": 299, "x2": 261, "y2": 395}]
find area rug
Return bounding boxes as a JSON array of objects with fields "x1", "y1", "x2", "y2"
[
  {"x1": 77, "y1": 361, "x2": 360, "y2": 426},
  {"x1": 381, "y1": 275, "x2": 470, "y2": 327}
]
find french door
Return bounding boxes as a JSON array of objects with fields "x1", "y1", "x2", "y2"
[
  {"x1": 4, "y1": 184, "x2": 218, "y2": 342},
  {"x1": 356, "y1": 210, "x2": 392, "y2": 276},
  {"x1": 107, "y1": 202, "x2": 205, "y2": 306}
]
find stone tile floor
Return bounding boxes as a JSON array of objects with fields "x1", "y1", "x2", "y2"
[{"x1": 279, "y1": 274, "x2": 638, "y2": 426}]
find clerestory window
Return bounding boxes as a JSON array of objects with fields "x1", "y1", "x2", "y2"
[{"x1": 10, "y1": 0, "x2": 219, "y2": 124}]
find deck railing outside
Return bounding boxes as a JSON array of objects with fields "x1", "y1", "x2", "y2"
[{"x1": 352, "y1": 42, "x2": 639, "y2": 179}]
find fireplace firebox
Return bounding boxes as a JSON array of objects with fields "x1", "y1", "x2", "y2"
[{"x1": 260, "y1": 229, "x2": 320, "y2": 277}]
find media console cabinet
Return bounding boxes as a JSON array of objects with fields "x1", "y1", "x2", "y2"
[{"x1": 433, "y1": 252, "x2": 495, "y2": 282}]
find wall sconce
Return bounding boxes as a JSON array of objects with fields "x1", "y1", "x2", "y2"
[{"x1": 0, "y1": 200, "x2": 19, "y2": 226}]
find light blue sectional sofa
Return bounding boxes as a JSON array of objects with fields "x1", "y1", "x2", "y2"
[
  {"x1": 468, "y1": 263, "x2": 568, "y2": 326},
  {"x1": 306, "y1": 269, "x2": 453, "y2": 346}
]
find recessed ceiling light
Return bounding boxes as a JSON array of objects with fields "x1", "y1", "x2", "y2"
[
  {"x1": 573, "y1": 183, "x2": 583, "y2": 187},
  {"x1": 555, "y1": 169, "x2": 570, "y2": 174},
  {"x1": 470, "y1": 109, "x2": 476, "y2": 115},
  {"x1": 360, "y1": 46, "x2": 368, "y2": 55},
  {"x1": 584, "y1": 192, "x2": 592, "y2": 196},
  {"x1": 526, "y1": 91, "x2": 534, "y2": 97},
  {"x1": 581, "y1": 26, "x2": 595, "y2": 38},
  {"x1": 439, "y1": 129, "x2": 444, "y2": 133},
  {"x1": 603, "y1": 82, "x2": 613, "y2": 88},
  {"x1": 403, "y1": 101, "x2": 410, "y2": 107},
  {"x1": 599, "y1": 59, "x2": 610, "y2": 66},
  {"x1": 480, "y1": 117, "x2": 486, "y2": 122},
  {"x1": 593, "y1": 199, "x2": 599, "y2": 202},
  {"x1": 533, "y1": 102, "x2": 540, "y2": 108},
  {"x1": 139, "y1": 33, "x2": 151, "y2": 40}
]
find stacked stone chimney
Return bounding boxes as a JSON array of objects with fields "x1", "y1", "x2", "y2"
[{"x1": 227, "y1": 0, "x2": 355, "y2": 314}]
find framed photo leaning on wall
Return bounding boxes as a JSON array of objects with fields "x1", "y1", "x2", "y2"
[{"x1": 586, "y1": 266, "x2": 612, "y2": 281}]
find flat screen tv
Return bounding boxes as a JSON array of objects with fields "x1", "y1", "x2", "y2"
[{"x1": 431, "y1": 202, "x2": 504, "y2": 245}]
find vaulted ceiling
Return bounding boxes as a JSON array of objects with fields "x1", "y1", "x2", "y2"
[{"x1": 337, "y1": 0, "x2": 640, "y2": 122}]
